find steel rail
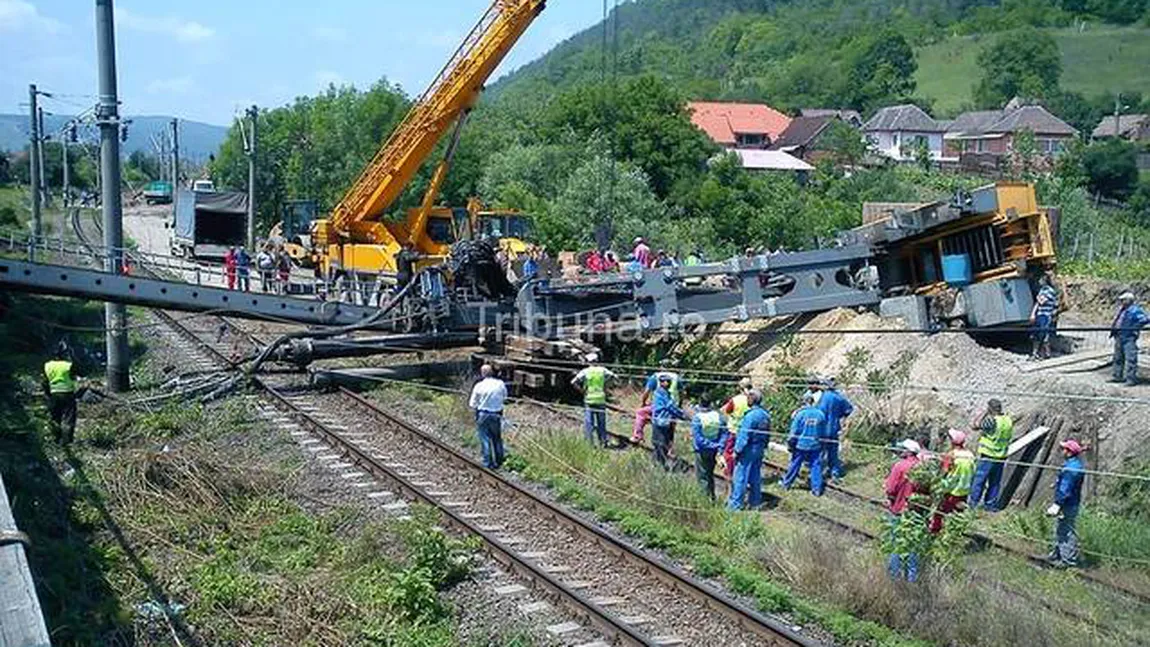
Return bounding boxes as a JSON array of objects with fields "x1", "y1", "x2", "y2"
[
  {"x1": 521, "y1": 397, "x2": 1150, "y2": 607},
  {"x1": 150, "y1": 308, "x2": 662, "y2": 647},
  {"x1": 335, "y1": 387, "x2": 817, "y2": 647}
]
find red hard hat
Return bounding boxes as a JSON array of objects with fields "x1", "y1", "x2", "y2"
[{"x1": 1059, "y1": 439, "x2": 1084, "y2": 455}]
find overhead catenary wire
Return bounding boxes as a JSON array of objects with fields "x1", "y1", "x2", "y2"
[
  {"x1": 332, "y1": 370, "x2": 1150, "y2": 486},
  {"x1": 360, "y1": 374, "x2": 1150, "y2": 568},
  {"x1": 485, "y1": 354, "x2": 1150, "y2": 407}
]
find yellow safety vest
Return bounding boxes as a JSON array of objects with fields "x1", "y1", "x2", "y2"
[
  {"x1": 697, "y1": 410, "x2": 722, "y2": 440},
  {"x1": 946, "y1": 449, "x2": 976, "y2": 496},
  {"x1": 978, "y1": 415, "x2": 1014, "y2": 459},
  {"x1": 583, "y1": 366, "x2": 608, "y2": 406},
  {"x1": 44, "y1": 360, "x2": 75, "y2": 394},
  {"x1": 729, "y1": 393, "x2": 750, "y2": 430}
]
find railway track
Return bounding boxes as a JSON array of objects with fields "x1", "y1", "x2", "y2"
[
  {"x1": 519, "y1": 397, "x2": 1150, "y2": 629},
  {"x1": 146, "y1": 313, "x2": 822, "y2": 646}
]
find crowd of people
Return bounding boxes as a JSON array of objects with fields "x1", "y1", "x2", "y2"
[
  {"x1": 468, "y1": 358, "x2": 1090, "y2": 582},
  {"x1": 222, "y1": 242, "x2": 294, "y2": 294}
]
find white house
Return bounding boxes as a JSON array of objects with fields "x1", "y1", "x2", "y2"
[{"x1": 863, "y1": 104, "x2": 950, "y2": 162}]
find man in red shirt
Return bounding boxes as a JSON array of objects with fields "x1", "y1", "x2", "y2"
[{"x1": 884, "y1": 439, "x2": 922, "y2": 581}]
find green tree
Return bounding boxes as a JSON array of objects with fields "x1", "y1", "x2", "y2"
[
  {"x1": 547, "y1": 155, "x2": 664, "y2": 252},
  {"x1": 0, "y1": 150, "x2": 10, "y2": 185},
  {"x1": 973, "y1": 28, "x2": 1062, "y2": 108},
  {"x1": 1081, "y1": 139, "x2": 1140, "y2": 200},
  {"x1": 1011, "y1": 128, "x2": 1039, "y2": 179},
  {"x1": 541, "y1": 75, "x2": 717, "y2": 199},
  {"x1": 815, "y1": 120, "x2": 869, "y2": 167},
  {"x1": 846, "y1": 31, "x2": 917, "y2": 113},
  {"x1": 211, "y1": 81, "x2": 410, "y2": 231}
]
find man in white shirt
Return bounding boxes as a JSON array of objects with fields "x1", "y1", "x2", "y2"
[{"x1": 469, "y1": 364, "x2": 508, "y2": 469}]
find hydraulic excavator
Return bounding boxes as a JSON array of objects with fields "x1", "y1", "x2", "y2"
[{"x1": 310, "y1": 0, "x2": 546, "y2": 280}]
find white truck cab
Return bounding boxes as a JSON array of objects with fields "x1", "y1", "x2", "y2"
[{"x1": 192, "y1": 179, "x2": 216, "y2": 193}]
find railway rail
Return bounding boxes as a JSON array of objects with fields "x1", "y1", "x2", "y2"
[
  {"x1": 518, "y1": 397, "x2": 1150, "y2": 607},
  {"x1": 148, "y1": 311, "x2": 821, "y2": 646},
  {"x1": 76, "y1": 205, "x2": 820, "y2": 646}
]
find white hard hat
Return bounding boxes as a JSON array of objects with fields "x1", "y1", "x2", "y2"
[
  {"x1": 898, "y1": 439, "x2": 921, "y2": 454},
  {"x1": 1119, "y1": 291, "x2": 1136, "y2": 301},
  {"x1": 585, "y1": 353, "x2": 600, "y2": 363}
]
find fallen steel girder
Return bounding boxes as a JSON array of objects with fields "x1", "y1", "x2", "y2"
[{"x1": 518, "y1": 245, "x2": 880, "y2": 336}]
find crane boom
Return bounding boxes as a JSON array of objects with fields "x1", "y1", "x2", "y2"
[{"x1": 327, "y1": 0, "x2": 546, "y2": 236}]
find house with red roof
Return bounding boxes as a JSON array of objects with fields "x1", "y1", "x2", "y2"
[{"x1": 688, "y1": 101, "x2": 792, "y2": 149}]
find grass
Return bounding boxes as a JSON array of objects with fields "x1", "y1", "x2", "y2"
[
  {"x1": 372, "y1": 380, "x2": 1147, "y2": 646},
  {"x1": 916, "y1": 25, "x2": 1150, "y2": 115},
  {"x1": 0, "y1": 294, "x2": 534, "y2": 646}
]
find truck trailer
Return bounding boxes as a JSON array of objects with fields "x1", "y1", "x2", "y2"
[{"x1": 170, "y1": 189, "x2": 247, "y2": 260}]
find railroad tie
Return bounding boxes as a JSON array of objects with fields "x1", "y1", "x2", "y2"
[
  {"x1": 517, "y1": 601, "x2": 550, "y2": 614},
  {"x1": 545, "y1": 621, "x2": 581, "y2": 636}
]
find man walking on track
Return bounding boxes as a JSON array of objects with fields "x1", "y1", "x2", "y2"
[
  {"x1": 469, "y1": 364, "x2": 508, "y2": 470},
  {"x1": 571, "y1": 355, "x2": 618, "y2": 448}
]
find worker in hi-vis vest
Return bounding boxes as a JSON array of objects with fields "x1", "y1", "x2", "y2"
[
  {"x1": 691, "y1": 398, "x2": 730, "y2": 501},
  {"x1": 968, "y1": 399, "x2": 1015, "y2": 511},
  {"x1": 720, "y1": 377, "x2": 754, "y2": 479},
  {"x1": 571, "y1": 355, "x2": 619, "y2": 448},
  {"x1": 42, "y1": 341, "x2": 79, "y2": 445}
]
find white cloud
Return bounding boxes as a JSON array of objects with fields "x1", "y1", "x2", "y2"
[
  {"x1": 116, "y1": 7, "x2": 215, "y2": 43},
  {"x1": 147, "y1": 76, "x2": 195, "y2": 95},
  {"x1": 0, "y1": 0, "x2": 65, "y2": 34},
  {"x1": 315, "y1": 70, "x2": 345, "y2": 88},
  {"x1": 312, "y1": 25, "x2": 346, "y2": 44}
]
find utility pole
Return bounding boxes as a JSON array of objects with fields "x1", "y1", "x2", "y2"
[
  {"x1": 1114, "y1": 94, "x2": 1122, "y2": 138},
  {"x1": 61, "y1": 124, "x2": 70, "y2": 208},
  {"x1": 96, "y1": 0, "x2": 129, "y2": 392},
  {"x1": 28, "y1": 84, "x2": 41, "y2": 254},
  {"x1": 246, "y1": 105, "x2": 257, "y2": 250},
  {"x1": 37, "y1": 107, "x2": 49, "y2": 206},
  {"x1": 170, "y1": 118, "x2": 180, "y2": 220}
]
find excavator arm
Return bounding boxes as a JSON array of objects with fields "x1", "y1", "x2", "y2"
[{"x1": 320, "y1": 0, "x2": 546, "y2": 249}]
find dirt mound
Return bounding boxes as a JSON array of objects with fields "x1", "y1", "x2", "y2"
[
  {"x1": 1060, "y1": 276, "x2": 1150, "y2": 323},
  {"x1": 732, "y1": 305, "x2": 1150, "y2": 469}
]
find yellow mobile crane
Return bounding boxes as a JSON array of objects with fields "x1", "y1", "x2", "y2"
[{"x1": 311, "y1": 0, "x2": 546, "y2": 279}]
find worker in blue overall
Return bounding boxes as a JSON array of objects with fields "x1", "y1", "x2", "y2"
[
  {"x1": 727, "y1": 390, "x2": 770, "y2": 510},
  {"x1": 782, "y1": 392, "x2": 826, "y2": 496},
  {"x1": 1046, "y1": 438, "x2": 1086, "y2": 568},
  {"x1": 817, "y1": 376, "x2": 854, "y2": 483}
]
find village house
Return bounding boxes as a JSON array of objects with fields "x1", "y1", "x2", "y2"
[
  {"x1": 862, "y1": 104, "x2": 949, "y2": 162},
  {"x1": 688, "y1": 101, "x2": 792, "y2": 149},
  {"x1": 943, "y1": 100, "x2": 1077, "y2": 159},
  {"x1": 1092, "y1": 114, "x2": 1150, "y2": 142}
]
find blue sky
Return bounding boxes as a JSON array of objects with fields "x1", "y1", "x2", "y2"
[{"x1": 0, "y1": 1, "x2": 606, "y2": 125}]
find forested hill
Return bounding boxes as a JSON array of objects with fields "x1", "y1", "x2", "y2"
[{"x1": 491, "y1": 0, "x2": 1150, "y2": 122}]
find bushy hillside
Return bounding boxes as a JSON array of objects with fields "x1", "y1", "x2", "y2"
[
  {"x1": 493, "y1": 0, "x2": 1150, "y2": 120},
  {"x1": 917, "y1": 24, "x2": 1150, "y2": 115}
]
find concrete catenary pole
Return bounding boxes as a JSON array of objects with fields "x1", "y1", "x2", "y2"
[
  {"x1": 170, "y1": 118, "x2": 179, "y2": 217},
  {"x1": 96, "y1": 0, "x2": 130, "y2": 392},
  {"x1": 246, "y1": 105, "x2": 257, "y2": 250},
  {"x1": 37, "y1": 107, "x2": 49, "y2": 206},
  {"x1": 62, "y1": 125, "x2": 70, "y2": 208},
  {"x1": 28, "y1": 84, "x2": 41, "y2": 255}
]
